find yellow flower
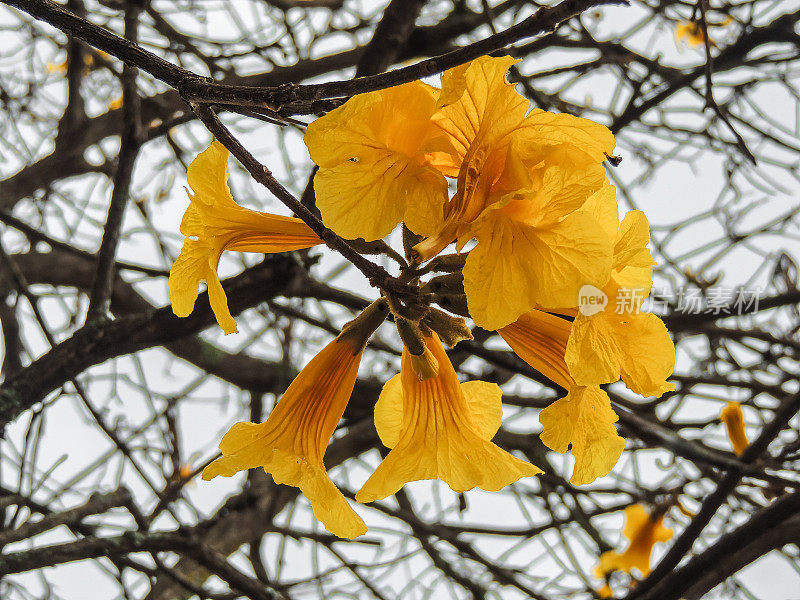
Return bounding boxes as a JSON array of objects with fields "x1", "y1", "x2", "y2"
[
  {"x1": 596, "y1": 504, "x2": 673, "y2": 577},
  {"x1": 675, "y1": 21, "x2": 713, "y2": 48},
  {"x1": 355, "y1": 332, "x2": 541, "y2": 502},
  {"x1": 414, "y1": 56, "x2": 616, "y2": 329},
  {"x1": 565, "y1": 207, "x2": 675, "y2": 397},
  {"x1": 108, "y1": 93, "x2": 123, "y2": 110},
  {"x1": 169, "y1": 141, "x2": 322, "y2": 333},
  {"x1": 304, "y1": 80, "x2": 451, "y2": 241},
  {"x1": 203, "y1": 302, "x2": 388, "y2": 539},
  {"x1": 46, "y1": 59, "x2": 67, "y2": 74},
  {"x1": 304, "y1": 55, "x2": 616, "y2": 329},
  {"x1": 496, "y1": 309, "x2": 625, "y2": 485},
  {"x1": 539, "y1": 385, "x2": 626, "y2": 485},
  {"x1": 720, "y1": 401, "x2": 748, "y2": 455}
]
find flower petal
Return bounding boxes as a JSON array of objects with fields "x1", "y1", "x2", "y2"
[
  {"x1": 720, "y1": 401, "x2": 749, "y2": 455},
  {"x1": 464, "y1": 210, "x2": 612, "y2": 330},
  {"x1": 580, "y1": 180, "x2": 619, "y2": 240},
  {"x1": 616, "y1": 313, "x2": 675, "y2": 397},
  {"x1": 306, "y1": 81, "x2": 448, "y2": 240},
  {"x1": 518, "y1": 108, "x2": 616, "y2": 163},
  {"x1": 314, "y1": 153, "x2": 446, "y2": 239},
  {"x1": 498, "y1": 309, "x2": 574, "y2": 390},
  {"x1": 169, "y1": 238, "x2": 237, "y2": 334},
  {"x1": 614, "y1": 210, "x2": 655, "y2": 270},
  {"x1": 434, "y1": 55, "x2": 528, "y2": 159},
  {"x1": 565, "y1": 313, "x2": 622, "y2": 386},
  {"x1": 539, "y1": 386, "x2": 626, "y2": 485}
]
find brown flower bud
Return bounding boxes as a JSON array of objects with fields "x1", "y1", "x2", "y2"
[{"x1": 423, "y1": 308, "x2": 473, "y2": 347}]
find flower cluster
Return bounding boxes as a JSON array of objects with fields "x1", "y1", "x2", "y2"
[{"x1": 168, "y1": 55, "x2": 676, "y2": 537}]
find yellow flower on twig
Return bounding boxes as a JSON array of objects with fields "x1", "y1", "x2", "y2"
[
  {"x1": 203, "y1": 301, "x2": 388, "y2": 539},
  {"x1": 565, "y1": 203, "x2": 675, "y2": 398},
  {"x1": 355, "y1": 332, "x2": 541, "y2": 502},
  {"x1": 169, "y1": 141, "x2": 322, "y2": 333}
]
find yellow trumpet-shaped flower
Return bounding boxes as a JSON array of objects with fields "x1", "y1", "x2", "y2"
[
  {"x1": 497, "y1": 307, "x2": 625, "y2": 485},
  {"x1": 596, "y1": 504, "x2": 673, "y2": 578},
  {"x1": 720, "y1": 401, "x2": 749, "y2": 455},
  {"x1": 565, "y1": 207, "x2": 675, "y2": 397},
  {"x1": 414, "y1": 55, "x2": 615, "y2": 329},
  {"x1": 356, "y1": 332, "x2": 541, "y2": 503},
  {"x1": 495, "y1": 307, "x2": 626, "y2": 484},
  {"x1": 539, "y1": 385, "x2": 626, "y2": 485},
  {"x1": 203, "y1": 301, "x2": 388, "y2": 539},
  {"x1": 169, "y1": 141, "x2": 322, "y2": 334},
  {"x1": 304, "y1": 80, "x2": 452, "y2": 241}
]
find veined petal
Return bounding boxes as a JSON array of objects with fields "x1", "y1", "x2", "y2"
[
  {"x1": 306, "y1": 81, "x2": 449, "y2": 240},
  {"x1": 203, "y1": 316, "x2": 386, "y2": 539},
  {"x1": 374, "y1": 376, "x2": 503, "y2": 448},
  {"x1": 518, "y1": 108, "x2": 616, "y2": 163},
  {"x1": 499, "y1": 163, "x2": 607, "y2": 228},
  {"x1": 463, "y1": 211, "x2": 612, "y2": 330},
  {"x1": 186, "y1": 140, "x2": 236, "y2": 209},
  {"x1": 498, "y1": 309, "x2": 574, "y2": 390},
  {"x1": 430, "y1": 56, "x2": 532, "y2": 232},
  {"x1": 356, "y1": 333, "x2": 540, "y2": 502},
  {"x1": 305, "y1": 81, "x2": 440, "y2": 167},
  {"x1": 565, "y1": 314, "x2": 622, "y2": 386},
  {"x1": 314, "y1": 152, "x2": 446, "y2": 240},
  {"x1": 611, "y1": 265, "x2": 653, "y2": 300},
  {"x1": 169, "y1": 238, "x2": 237, "y2": 334},
  {"x1": 580, "y1": 179, "x2": 619, "y2": 240},
  {"x1": 614, "y1": 210, "x2": 655, "y2": 270},
  {"x1": 539, "y1": 386, "x2": 626, "y2": 485},
  {"x1": 616, "y1": 313, "x2": 675, "y2": 397},
  {"x1": 434, "y1": 55, "x2": 528, "y2": 159},
  {"x1": 303, "y1": 92, "x2": 384, "y2": 167}
]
